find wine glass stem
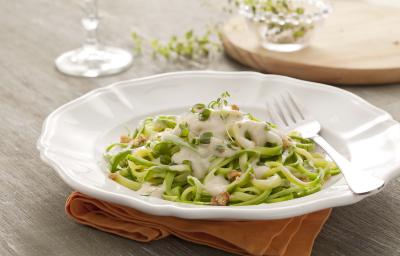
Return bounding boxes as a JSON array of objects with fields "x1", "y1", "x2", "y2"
[{"x1": 82, "y1": 0, "x2": 99, "y2": 48}]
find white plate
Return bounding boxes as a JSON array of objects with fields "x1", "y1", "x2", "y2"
[{"x1": 37, "y1": 71, "x2": 400, "y2": 220}]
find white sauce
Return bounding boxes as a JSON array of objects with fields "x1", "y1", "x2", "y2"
[
  {"x1": 203, "y1": 175, "x2": 229, "y2": 196},
  {"x1": 199, "y1": 137, "x2": 236, "y2": 158},
  {"x1": 169, "y1": 109, "x2": 242, "y2": 179},
  {"x1": 171, "y1": 137, "x2": 236, "y2": 179},
  {"x1": 171, "y1": 147, "x2": 210, "y2": 178},
  {"x1": 232, "y1": 120, "x2": 282, "y2": 148},
  {"x1": 155, "y1": 128, "x2": 173, "y2": 139},
  {"x1": 177, "y1": 110, "x2": 243, "y2": 139},
  {"x1": 136, "y1": 182, "x2": 165, "y2": 198},
  {"x1": 169, "y1": 107, "x2": 283, "y2": 179}
]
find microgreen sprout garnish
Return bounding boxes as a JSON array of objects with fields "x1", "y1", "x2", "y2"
[
  {"x1": 215, "y1": 144, "x2": 226, "y2": 153},
  {"x1": 191, "y1": 103, "x2": 206, "y2": 113},
  {"x1": 208, "y1": 91, "x2": 230, "y2": 109},
  {"x1": 179, "y1": 122, "x2": 190, "y2": 138},
  {"x1": 199, "y1": 108, "x2": 211, "y2": 121},
  {"x1": 199, "y1": 132, "x2": 213, "y2": 144},
  {"x1": 191, "y1": 137, "x2": 200, "y2": 145}
]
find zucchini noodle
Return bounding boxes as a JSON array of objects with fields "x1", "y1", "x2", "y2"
[{"x1": 105, "y1": 92, "x2": 340, "y2": 206}]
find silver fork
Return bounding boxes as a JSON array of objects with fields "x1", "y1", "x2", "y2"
[{"x1": 266, "y1": 92, "x2": 385, "y2": 195}]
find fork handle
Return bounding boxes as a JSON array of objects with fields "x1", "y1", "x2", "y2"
[{"x1": 312, "y1": 135, "x2": 385, "y2": 194}]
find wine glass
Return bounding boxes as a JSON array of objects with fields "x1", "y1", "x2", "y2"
[{"x1": 55, "y1": 0, "x2": 132, "y2": 77}]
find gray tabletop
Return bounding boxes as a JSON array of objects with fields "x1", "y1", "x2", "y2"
[{"x1": 1, "y1": 0, "x2": 400, "y2": 255}]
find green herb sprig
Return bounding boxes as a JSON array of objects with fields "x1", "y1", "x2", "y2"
[
  {"x1": 152, "y1": 28, "x2": 221, "y2": 60},
  {"x1": 131, "y1": 32, "x2": 143, "y2": 55},
  {"x1": 131, "y1": 28, "x2": 221, "y2": 61}
]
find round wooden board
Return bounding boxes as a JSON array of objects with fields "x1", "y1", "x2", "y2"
[{"x1": 221, "y1": 0, "x2": 400, "y2": 85}]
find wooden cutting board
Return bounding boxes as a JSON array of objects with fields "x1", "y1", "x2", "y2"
[{"x1": 221, "y1": 0, "x2": 400, "y2": 85}]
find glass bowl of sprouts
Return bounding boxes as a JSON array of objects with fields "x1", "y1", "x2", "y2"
[{"x1": 238, "y1": 0, "x2": 332, "y2": 52}]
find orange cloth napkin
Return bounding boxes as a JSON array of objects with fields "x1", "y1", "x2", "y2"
[{"x1": 66, "y1": 192, "x2": 331, "y2": 256}]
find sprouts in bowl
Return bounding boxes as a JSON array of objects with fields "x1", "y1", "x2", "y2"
[{"x1": 238, "y1": 0, "x2": 332, "y2": 52}]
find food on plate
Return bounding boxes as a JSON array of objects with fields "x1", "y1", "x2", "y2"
[{"x1": 105, "y1": 92, "x2": 340, "y2": 206}]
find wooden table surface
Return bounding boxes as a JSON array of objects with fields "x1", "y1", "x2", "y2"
[{"x1": 1, "y1": 1, "x2": 400, "y2": 255}]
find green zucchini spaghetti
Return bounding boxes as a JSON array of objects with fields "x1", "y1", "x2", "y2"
[{"x1": 105, "y1": 92, "x2": 340, "y2": 206}]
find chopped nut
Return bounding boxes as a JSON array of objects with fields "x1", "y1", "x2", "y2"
[
  {"x1": 132, "y1": 134, "x2": 148, "y2": 147},
  {"x1": 227, "y1": 170, "x2": 241, "y2": 182},
  {"x1": 211, "y1": 192, "x2": 230, "y2": 206},
  {"x1": 282, "y1": 135, "x2": 291, "y2": 149},
  {"x1": 231, "y1": 104, "x2": 239, "y2": 111},
  {"x1": 108, "y1": 173, "x2": 118, "y2": 180},
  {"x1": 120, "y1": 135, "x2": 132, "y2": 143},
  {"x1": 299, "y1": 176, "x2": 309, "y2": 182}
]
